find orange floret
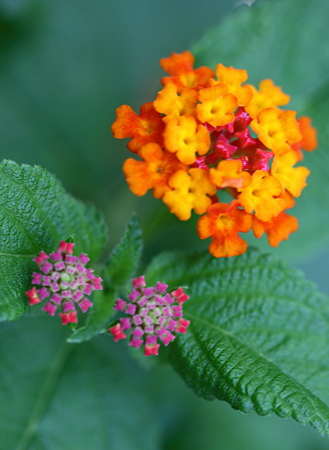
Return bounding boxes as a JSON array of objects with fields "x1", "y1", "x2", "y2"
[
  {"x1": 153, "y1": 83, "x2": 198, "y2": 121},
  {"x1": 209, "y1": 160, "x2": 251, "y2": 189},
  {"x1": 122, "y1": 142, "x2": 187, "y2": 199},
  {"x1": 164, "y1": 115, "x2": 210, "y2": 165},
  {"x1": 271, "y1": 150, "x2": 310, "y2": 197},
  {"x1": 252, "y1": 212, "x2": 298, "y2": 247},
  {"x1": 237, "y1": 170, "x2": 285, "y2": 222},
  {"x1": 245, "y1": 79, "x2": 290, "y2": 119},
  {"x1": 111, "y1": 103, "x2": 165, "y2": 153},
  {"x1": 292, "y1": 116, "x2": 317, "y2": 160},
  {"x1": 160, "y1": 51, "x2": 214, "y2": 92},
  {"x1": 210, "y1": 63, "x2": 253, "y2": 106},
  {"x1": 197, "y1": 201, "x2": 252, "y2": 257},
  {"x1": 250, "y1": 108, "x2": 302, "y2": 156},
  {"x1": 196, "y1": 85, "x2": 238, "y2": 127},
  {"x1": 279, "y1": 189, "x2": 295, "y2": 209},
  {"x1": 162, "y1": 168, "x2": 216, "y2": 220},
  {"x1": 160, "y1": 50, "x2": 195, "y2": 75},
  {"x1": 296, "y1": 116, "x2": 318, "y2": 151}
]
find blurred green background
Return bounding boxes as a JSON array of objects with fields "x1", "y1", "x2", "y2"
[
  {"x1": 1, "y1": 0, "x2": 329, "y2": 448},
  {"x1": 0, "y1": 0, "x2": 243, "y2": 256}
]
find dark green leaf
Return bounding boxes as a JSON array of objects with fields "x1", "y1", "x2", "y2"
[
  {"x1": 146, "y1": 248, "x2": 329, "y2": 436},
  {"x1": 191, "y1": 0, "x2": 329, "y2": 261},
  {"x1": 156, "y1": 367, "x2": 329, "y2": 450},
  {"x1": 0, "y1": 160, "x2": 107, "y2": 322},
  {"x1": 103, "y1": 214, "x2": 143, "y2": 289},
  {"x1": 67, "y1": 289, "x2": 116, "y2": 343},
  {"x1": 0, "y1": 315, "x2": 160, "y2": 450}
]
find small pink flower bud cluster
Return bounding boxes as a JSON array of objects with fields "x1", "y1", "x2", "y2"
[
  {"x1": 25, "y1": 240, "x2": 103, "y2": 325},
  {"x1": 109, "y1": 275, "x2": 190, "y2": 356}
]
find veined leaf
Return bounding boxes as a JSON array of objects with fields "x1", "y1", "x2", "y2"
[
  {"x1": 0, "y1": 160, "x2": 107, "y2": 322},
  {"x1": 103, "y1": 213, "x2": 143, "y2": 289},
  {"x1": 191, "y1": 0, "x2": 329, "y2": 261},
  {"x1": 0, "y1": 316, "x2": 160, "y2": 450},
  {"x1": 146, "y1": 248, "x2": 329, "y2": 436}
]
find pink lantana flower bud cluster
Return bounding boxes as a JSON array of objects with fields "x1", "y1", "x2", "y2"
[
  {"x1": 109, "y1": 275, "x2": 190, "y2": 356},
  {"x1": 25, "y1": 240, "x2": 103, "y2": 325}
]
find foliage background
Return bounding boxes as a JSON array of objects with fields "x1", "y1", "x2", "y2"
[{"x1": 1, "y1": 0, "x2": 329, "y2": 448}]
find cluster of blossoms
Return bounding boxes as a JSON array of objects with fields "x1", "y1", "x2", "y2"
[
  {"x1": 25, "y1": 241, "x2": 103, "y2": 325},
  {"x1": 109, "y1": 275, "x2": 190, "y2": 356},
  {"x1": 111, "y1": 51, "x2": 317, "y2": 257}
]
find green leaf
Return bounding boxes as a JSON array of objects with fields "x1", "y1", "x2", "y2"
[
  {"x1": 103, "y1": 214, "x2": 143, "y2": 289},
  {"x1": 146, "y1": 247, "x2": 329, "y2": 436},
  {"x1": 156, "y1": 368, "x2": 329, "y2": 450},
  {"x1": 0, "y1": 160, "x2": 107, "y2": 322},
  {"x1": 67, "y1": 289, "x2": 116, "y2": 343},
  {"x1": 0, "y1": 315, "x2": 160, "y2": 450},
  {"x1": 191, "y1": 0, "x2": 329, "y2": 261}
]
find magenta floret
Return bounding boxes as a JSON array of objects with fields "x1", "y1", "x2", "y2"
[
  {"x1": 26, "y1": 240, "x2": 103, "y2": 325},
  {"x1": 109, "y1": 276, "x2": 190, "y2": 356}
]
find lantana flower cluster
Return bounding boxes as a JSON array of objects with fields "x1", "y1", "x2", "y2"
[
  {"x1": 25, "y1": 240, "x2": 103, "y2": 325},
  {"x1": 111, "y1": 51, "x2": 317, "y2": 258},
  {"x1": 109, "y1": 276, "x2": 190, "y2": 356}
]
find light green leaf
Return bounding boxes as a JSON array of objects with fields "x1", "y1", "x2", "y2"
[
  {"x1": 191, "y1": 0, "x2": 329, "y2": 261},
  {"x1": 0, "y1": 315, "x2": 160, "y2": 450},
  {"x1": 146, "y1": 247, "x2": 329, "y2": 436},
  {"x1": 67, "y1": 289, "x2": 116, "y2": 343},
  {"x1": 0, "y1": 160, "x2": 107, "y2": 322},
  {"x1": 103, "y1": 214, "x2": 143, "y2": 289}
]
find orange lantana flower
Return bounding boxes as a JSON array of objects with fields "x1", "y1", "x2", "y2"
[
  {"x1": 209, "y1": 160, "x2": 251, "y2": 189},
  {"x1": 245, "y1": 79, "x2": 290, "y2": 119},
  {"x1": 112, "y1": 50, "x2": 317, "y2": 258},
  {"x1": 153, "y1": 84, "x2": 198, "y2": 121},
  {"x1": 164, "y1": 115, "x2": 210, "y2": 165},
  {"x1": 250, "y1": 108, "x2": 302, "y2": 155},
  {"x1": 160, "y1": 51, "x2": 214, "y2": 92},
  {"x1": 196, "y1": 84, "x2": 238, "y2": 127},
  {"x1": 238, "y1": 170, "x2": 285, "y2": 222},
  {"x1": 210, "y1": 64, "x2": 253, "y2": 106},
  {"x1": 111, "y1": 103, "x2": 164, "y2": 153},
  {"x1": 252, "y1": 212, "x2": 298, "y2": 247},
  {"x1": 162, "y1": 168, "x2": 216, "y2": 221},
  {"x1": 197, "y1": 201, "x2": 252, "y2": 257},
  {"x1": 271, "y1": 150, "x2": 310, "y2": 197},
  {"x1": 122, "y1": 142, "x2": 187, "y2": 198}
]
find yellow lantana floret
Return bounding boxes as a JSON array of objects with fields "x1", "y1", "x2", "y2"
[
  {"x1": 245, "y1": 79, "x2": 290, "y2": 119},
  {"x1": 164, "y1": 115, "x2": 210, "y2": 165},
  {"x1": 209, "y1": 160, "x2": 251, "y2": 189},
  {"x1": 153, "y1": 83, "x2": 198, "y2": 122},
  {"x1": 271, "y1": 150, "x2": 310, "y2": 197},
  {"x1": 162, "y1": 168, "x2": 216, "y2": 220},
  {"x1": 196, "y1": 84, "x2": 238, "y2": 127},
  {"x1": 237, "y1": 170, "x2": 286, "y2": 222},
  {"x1": 209, "y1": 64, "x2": 253, "y2": 106},
  {"x1": 250, "y1": 108, "x2": 302, "y2": 156}
]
